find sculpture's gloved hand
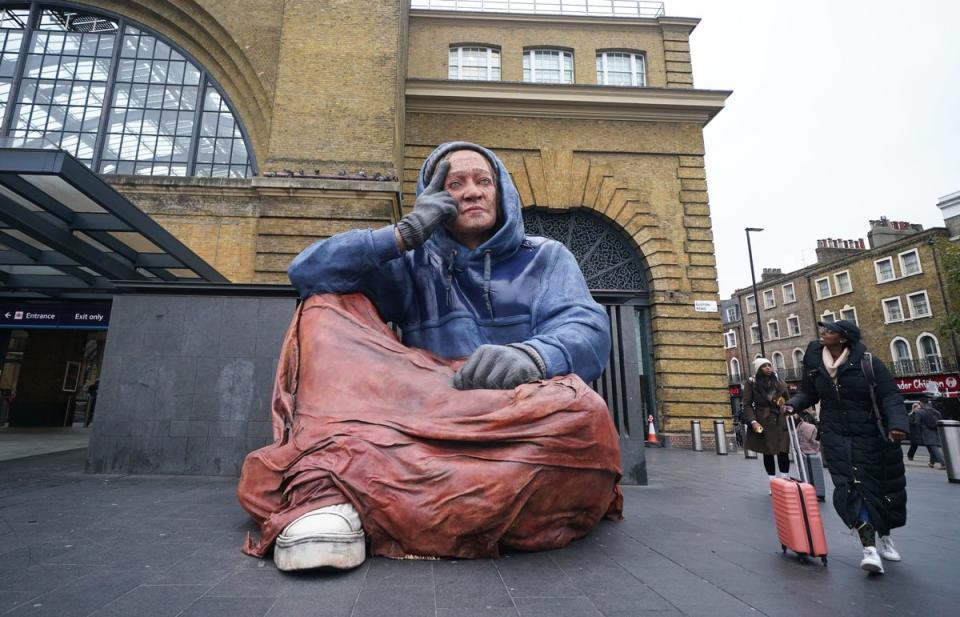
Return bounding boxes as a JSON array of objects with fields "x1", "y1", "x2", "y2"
[
  {"x1": 396, "y1": 160, "x2": 459, "y2": 250},
  {"x1": 453, "y1": 344, "x2": 546, "y2": 390}
]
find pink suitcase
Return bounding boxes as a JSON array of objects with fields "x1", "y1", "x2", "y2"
[{"x1": 770, "y1": 416, "x2": 828, "y2": 564}]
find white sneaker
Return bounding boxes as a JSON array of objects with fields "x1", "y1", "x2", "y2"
[
  {"x1": 274, "y1": 503, "x2": 366, "y2": 571},
  {"x1": 878, "y1": 535, "x2": 901, "y2": 562},
  {"x1": 860, "y1": 546, "x2": 884, "y2": 574}
]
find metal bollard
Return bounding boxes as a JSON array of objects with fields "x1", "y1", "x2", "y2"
[
  {"x1": 691, "y1": 420, "x2": 703, "y2": 451},
  {"x1": 938, "y1": 420, "x2": 960, "y2": 484},
  {"x1": 714, "y1": 419, "x2": 727, "y2": 455}
]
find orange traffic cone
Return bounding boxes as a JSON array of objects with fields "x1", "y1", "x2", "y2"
[{"x1": 645, "y1": 414, "x2": 658, "y2": 444}]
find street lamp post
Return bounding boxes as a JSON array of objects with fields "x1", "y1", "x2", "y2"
[{"x1": 745, "y1": 227, "x2": 766, "y2": 359}]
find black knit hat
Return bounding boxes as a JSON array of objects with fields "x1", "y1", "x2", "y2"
[{"x1": 818, "y1": 319, "x2": 861, "y2": 345}]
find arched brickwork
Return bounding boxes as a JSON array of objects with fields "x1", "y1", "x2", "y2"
[{"x1": 509, "y1": 148, "x2": 686, "y2": 294}]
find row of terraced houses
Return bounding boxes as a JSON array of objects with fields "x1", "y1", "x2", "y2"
[{"x1": 722, "y1": 193, "x2": 960, "y2": 416}]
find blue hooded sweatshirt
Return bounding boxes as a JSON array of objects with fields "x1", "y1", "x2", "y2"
[{"x1": 288, "y1": 142, "x2": 611, "y2": 382}]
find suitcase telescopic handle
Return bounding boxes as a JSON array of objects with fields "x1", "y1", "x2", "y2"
[{"x1": 786, "y1": 414, "x2": 809, "y2": 485}]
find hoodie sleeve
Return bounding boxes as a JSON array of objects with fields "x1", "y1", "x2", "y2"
[
  {"x1": 287, "y1": 226, "x2": 410, "y2": 323},
  {"x1": 523, "y1": 244, "x2": 611, "y2": 382}
]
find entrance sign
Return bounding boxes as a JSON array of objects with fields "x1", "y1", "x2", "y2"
[{"x1": 0, "y1": 301, "x2": 110, "y2": 329}]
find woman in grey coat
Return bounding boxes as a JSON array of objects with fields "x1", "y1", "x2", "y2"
[
  {"x1": 742, "y1": 358, "x2": 791, "y2": 487},
  {"x1": 918, "y1": 401, "x2": 946, "y2": 469}
]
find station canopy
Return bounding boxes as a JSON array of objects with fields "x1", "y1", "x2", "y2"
[{"x1": 0, "y1": 146, "x2": 226, "y2": 299}]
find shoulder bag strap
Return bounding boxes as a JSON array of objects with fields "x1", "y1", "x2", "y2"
[{"x1": 861, "y1": 351, "x2": 890, "y2": 442}]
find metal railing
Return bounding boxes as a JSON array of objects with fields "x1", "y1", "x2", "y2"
[
  {"x1": 892, "y1": 357, "x2": 957, "y2": 377},
  {"x1": 410, "y1": 1, "x2": 666, "y2": 18}
]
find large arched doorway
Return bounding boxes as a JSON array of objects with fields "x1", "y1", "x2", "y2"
[{"x1": 522, "y1": 208, "x2": 653, "y2": 482}]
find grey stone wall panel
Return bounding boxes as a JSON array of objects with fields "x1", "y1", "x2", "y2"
[{"x1": 87, "y1": 293, "x2": 295, "y2": 476}]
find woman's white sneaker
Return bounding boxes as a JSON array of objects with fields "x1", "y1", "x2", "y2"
[
  {"x1": 878, "y1": 535, "x2": 901, "y2": 562},
  {"x1": 274, "y1": 503, "x2": 365, "y2": 571},
  {"x1": 860, "y1": 546, "x2": 884, "y2": 574}
]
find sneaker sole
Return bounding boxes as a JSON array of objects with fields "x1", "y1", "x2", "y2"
[
  {"x1": 274, "y1": 531, "x2": 365, "y2": 571},
  {"x1": 860, "y1": 560, "x2": 884, "y2": 574},
  {"x1": 880, "y1": 553, "x2": 901, "y2": 562}
]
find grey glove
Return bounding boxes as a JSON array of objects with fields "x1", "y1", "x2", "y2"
[
  {"x1": 396, "y1": 160, "x2": 458, "y2": 249},
  {"x1": 453, "y1": 343, "x2": 546, "y2": 390}
]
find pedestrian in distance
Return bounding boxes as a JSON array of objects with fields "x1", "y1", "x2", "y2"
[
  {"x1": 785, "y1": 320, "x2": 908, "y2": 575},
  {"x1": 795, "y1": 413, "x2": 820, "y2": 456},
  {"x1": 742, "y1": 358, "x2": 791, "y2": 493},
  {"x1": 917, "y1": 398, "x2": 946, "y2": 470},
  {"x1": 906, "y1": 402, "x2": 923, "y2": 461}
]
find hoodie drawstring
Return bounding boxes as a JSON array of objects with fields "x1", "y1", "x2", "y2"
[
  {"x1": 483, "y1": 250, "x2": 494, "y2": 320},
  {"x1": 445, "y1": 250, "x2": 456, "y2": 306}
]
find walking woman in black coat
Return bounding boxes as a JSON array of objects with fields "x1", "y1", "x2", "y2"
[{"x1": 786, "y1": 320, "x2": 908, "y2": 575}]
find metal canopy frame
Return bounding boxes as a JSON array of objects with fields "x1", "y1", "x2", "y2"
[{"x1": 0, "y1": 147, "x2": 227, "y2": 299}]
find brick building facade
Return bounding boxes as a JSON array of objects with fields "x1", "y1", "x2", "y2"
[
  {"x1": 0, "y1": 1, "x2": 733, "y2": 445},
  {"x1": 727, "y1": 220, "x2": 959, "y2": 398}
]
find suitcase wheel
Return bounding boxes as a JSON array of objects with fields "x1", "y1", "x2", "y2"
[
  {"x1": 821, "y1": 556, "x2": 828, "y2": 566},
  {"x1": 780, "y1": 544, "x2": 786, "y2": 553}
]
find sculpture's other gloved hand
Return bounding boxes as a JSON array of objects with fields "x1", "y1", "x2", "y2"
[
  {"x1": 396, "y1": 160, "x2": 458, "y2": 250},
  {"x1": 453, "y1": 344, "x2": 546, "y2": 390}
]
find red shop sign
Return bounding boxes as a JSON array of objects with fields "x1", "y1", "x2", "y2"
[{"x1": 894, "y1": 373, "x2": 960, "y2": 397}]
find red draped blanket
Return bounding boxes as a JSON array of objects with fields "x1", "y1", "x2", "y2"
[{"x1": 237, "y1": 294, "x2": 622, "y2": 559}]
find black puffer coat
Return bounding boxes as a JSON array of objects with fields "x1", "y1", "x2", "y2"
[{"x1": 787, "y1": 340, "x2": 908, "y2": 534}]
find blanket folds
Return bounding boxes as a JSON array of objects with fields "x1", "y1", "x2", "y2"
[{"x1": 237, "y1": 293, "x2": 623, "y2": 559}]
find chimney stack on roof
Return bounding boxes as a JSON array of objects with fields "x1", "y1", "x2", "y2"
[
  {"x1": 761, "y1": 267, "x2": 783, "y2": 282},
  {"x1": 815, "y1": 238, "x2": 866, "y2": 263},
  {"x1": 867, "y1": 216, "x2": 924, "y2": 248}
]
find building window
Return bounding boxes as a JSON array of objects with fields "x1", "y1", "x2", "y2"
[
  {"x1": 891, "y1": 337, "x2": 912, "y2": 374},
  {"x1": 906, "y1": 291, "x2": 931, "y2": 319},
  {"x1": 596, "y1": 51, "x2": 645, "y2": 86},
  {"x1": 782, "y1": 283, "x2": 796, "y2": 304},
  {"x1": 899, "y1": 249, "x2": 922, "y2": 277},
  {"x1": 745, "y1": 294, "x2": 756, "y2": 314},
  {"x1": 448, "y1": 46, "x2": 500, "y2": 81},
  {"x1": 762, "y1": 289, "x2": 775, "y2": 309},
  {"x1": 787, "y1": 315, "x2": 801, "y2": 336},
  {"x1": 792, "y1": 348, "x2": 804, "y2": 370},
  {"x1": 882, "y1": 297, "x2": 904, "y2": 323},
  {"x1": 834, "y1": 271, "x2": 852, "y2": 294},
  {"x1": 815, "y1": 277, "x2": 832, "y2": 299},
  {"x1": 917, "y1": 333, "x2": 942, "y2": 371},
  {"x1": 875, "y1": 257, "x2": 895, "y2": 283},
  {"x1": 820, "y1": 310, "x2": 835, "y2": 323},
  {"x1": 724, "y1": 329, "x2": 737, "y2": 349},
  {"x1": 839, "y1": 305, "x2": 858, "y2": 324},
  {"x1": 772, "y1": 352, "x2": 785, "y2": 373},
  {"x1": 750, "y1": 323, "x2": 760, "y2": 344},
  {"x1": 2, "y1": 5, "x2": 253, "y2": 177},
  {"x1": 767, "y1": 320, "x2": 780, "y2": 340},
  {"x1": 730, "y1": 358, "x2": 741, "y2": 382},
  {"x1": 523, "y1": 49, "x2": 573, "y2": 84},
  {"x1": 725, "y1": 306, "x2": 738, "y2": 322}
]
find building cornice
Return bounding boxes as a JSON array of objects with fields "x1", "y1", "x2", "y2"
[
  {"x1": 405, "y1": 79, "x2": 730, "y2": 124},
  {"x1": 409, "y1": 9, "x2": 698, "y2": 32}
]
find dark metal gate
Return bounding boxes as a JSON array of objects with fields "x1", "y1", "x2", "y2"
[{"x1": 523, "y1": 209, "x2": 654, "y2": 484}]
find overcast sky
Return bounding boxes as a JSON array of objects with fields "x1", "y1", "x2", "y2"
[{"x1": 663, "y1": 0, "x2": 960, "y2": 298}]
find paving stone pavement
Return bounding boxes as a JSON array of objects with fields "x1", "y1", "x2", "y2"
[{"x1": 0, "y1": 446, "x2": 957, "y2": 617}]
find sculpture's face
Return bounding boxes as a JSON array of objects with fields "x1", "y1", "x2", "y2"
[{"x1": 441, "y1": 150, "x2": 498, "y2": 249}]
